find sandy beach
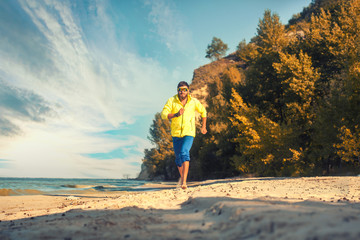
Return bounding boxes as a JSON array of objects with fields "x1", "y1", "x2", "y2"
[{"x1": 1, "y1": 176, "x2": 360, "y2": 239}]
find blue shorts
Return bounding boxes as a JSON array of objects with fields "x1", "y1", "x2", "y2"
[{"x1": 172, "y1": 136, "x2": 194, "y2": 167}]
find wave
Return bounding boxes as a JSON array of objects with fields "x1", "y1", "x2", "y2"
[
  {"x1": 60, "y1": 184, "x2": 119, "y2": 190},
  {"x1": 0, "y1": 188, "x2": 43, "y2": 196},
  {"x1": 0, "y1": 179, "x2": 148, "y2": 196},
  {"x1": 60, "y1": 184, "x2": 95, "y2": 189}
]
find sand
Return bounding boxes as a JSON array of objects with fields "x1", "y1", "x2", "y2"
[{"x1": 1, "y1": 176, "x2": 360, "y2": 239}]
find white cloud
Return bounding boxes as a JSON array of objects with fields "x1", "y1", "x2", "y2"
[
  {"x1": 0, "y1": 0, "x2": 174, "y2": 178},
  {"x1": 11, "y1": 0, "x2": 172, "y2": 128},
  {"x1": 144, "y1": 0, "x2": 195, "y2": 53},
  {"x1": 0, "y1": 121, "x2": 152, "y2": 178}
]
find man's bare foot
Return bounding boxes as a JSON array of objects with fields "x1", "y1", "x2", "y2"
[
  {"x1": 181, "y1": 184, "x2": 187, "y2": 189},
  {"x1": 177, "y1": 178, "x2": 182, "y2": 189}
]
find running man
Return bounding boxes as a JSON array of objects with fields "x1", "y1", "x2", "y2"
[{"x1": 161, "y1": 81, "x2": 207, "y2": 189}]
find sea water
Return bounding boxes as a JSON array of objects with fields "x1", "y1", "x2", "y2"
[{"x1": 0, "y1": 178, "x2": 148, "y2": 196}]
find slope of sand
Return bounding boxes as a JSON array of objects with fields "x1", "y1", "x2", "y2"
[{"x1": 1, "y1": 176, "x2": 360, "y2": 239}]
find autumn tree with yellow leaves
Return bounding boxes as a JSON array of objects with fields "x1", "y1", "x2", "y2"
[{"x1": 142, "y1": 113, "x2": 177, "y2": 180}]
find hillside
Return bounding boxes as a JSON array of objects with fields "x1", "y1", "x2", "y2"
[
  {"x1": 139, "y1": 0, "x2": 360, "y2": 180},
  {"x1": 137, "y1": 54, "x2": 244, "y2": 180},
  {"x1": 190, "y1": 53, "x2": 245, "y2": 105}
]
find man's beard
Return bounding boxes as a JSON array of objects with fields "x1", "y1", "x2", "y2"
[{"x1": 179, "y1": 93, "x2": 187, "y2": 100}]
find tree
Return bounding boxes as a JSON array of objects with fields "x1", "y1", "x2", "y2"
[
  {"x1": 194, "y1": 66, "x2": 243, "y2": 179},
  {"x1": 305, "y1": 0, "x2": 360, "y2": 174},
  {"x1": 228, "y1": 88, "x2": 295, "y2": 176},
  {"x1": 142, "y1": 113, "x2": 177, "y2": 180},
  {"x1": 273, "y1": 50, "x2": 319, "y2": 126},
  {"x1": 236, "y1": 39, "x2": 259, "y2": 64},
  {"x1": 256, "y1": 9, "x2": 288, "y2": 54},
  {"x1": 335, "y1": 125, "x2": 360, "y2": 167},
  {"x1": 205, "y1": 37, "x2": 229, "y2": 61},
  {"x1": 240, "y1": 10, "x2": 289, "y2": 123}
]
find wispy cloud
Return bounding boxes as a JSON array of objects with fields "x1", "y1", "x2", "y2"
[
  {"x1": 144, "y1": 0, "x2": 195, "y2": 53},
  {"x1": 0, "y1": 118, "x2": 20, "y2": 137},
  {"x1": 0, "y1": 0, "x2": 172, "y2": 177},
  {"x1": 0, "y1": 80, "x2": 54, "y2": 136},
  {"x1": 3, "y1": 0, "x2": 171, "y2": 129}
]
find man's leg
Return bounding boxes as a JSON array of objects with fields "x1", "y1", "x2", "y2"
[
  {"x1": 173, "y1": 137, "x2": 183, "y2": 187},
  {"x1": 180, "y1": 136, "x2": 194, "y2": 189},
  {"x1": 177, "y1": 165, "x2": 183, "y2": 187},
  {"x1": 181, "y1": 161, "x2": 189, "y2": 189}
]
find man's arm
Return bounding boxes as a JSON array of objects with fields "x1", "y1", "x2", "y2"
[
  {"x1": 201, "y1": 117, "x2": 207, "y2": 134},
  {"x1": 167, "y1": 108, "x2": 184, "y2": 120},
  {"x1": 195, "y1": 99, "x2": 207, "y2": 134},
  {"x1": 161, "y1": 98, "x2": 172, "y2": 120},
  {"x1": 167, "y1": 112, "x2": 177, "y2": 120},
  {"x1": 161, "y1": 97, "x2": 185, "y2": 120}
]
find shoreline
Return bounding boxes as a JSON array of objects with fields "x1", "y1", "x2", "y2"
[
  {"x1": 1, "y1": 176, "x2": 360, "y2": 239},
  {"x1": 0, "y1": 178, "x2": 148, "y2": 197}
]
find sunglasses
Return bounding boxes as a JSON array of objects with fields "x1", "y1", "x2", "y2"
[{"x1": 178, "y1": 88, "x2": 189, "y2": 92}]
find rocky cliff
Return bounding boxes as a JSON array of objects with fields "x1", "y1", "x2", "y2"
[{"x1": 190, "y1": 53, "x2": 244, "y2": 105}]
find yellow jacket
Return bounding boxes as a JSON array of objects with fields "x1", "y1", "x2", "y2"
[{"x1": 161, "y1": 94, "x2": 207, "y2": 137}]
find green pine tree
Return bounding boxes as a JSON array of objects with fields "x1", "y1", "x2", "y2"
[{"x1": 206, "y1": 37, "x2": 229, "y2": 61}]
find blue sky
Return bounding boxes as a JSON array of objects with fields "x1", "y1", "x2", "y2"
[{"x1": 0, "y1": 0, "x2": 311, "y2": 178}]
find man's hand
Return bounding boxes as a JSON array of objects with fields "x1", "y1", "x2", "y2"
[
  {"x1": 175, "y1": 108, "x2": 184, "y2": 117},
  {"x1": 171, "y1": 108, "x2": 185, "y2": 119},
  {"x1": 201, "y1": 126, "x2": 207, "y2": 135}
]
